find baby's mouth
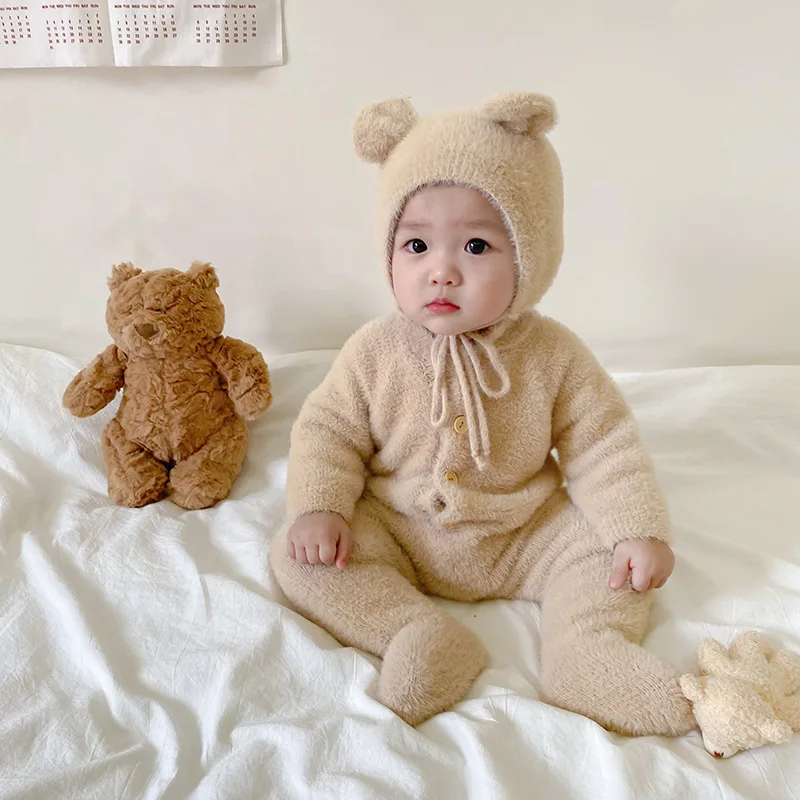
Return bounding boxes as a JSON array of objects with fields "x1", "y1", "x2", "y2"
[{"x1": 426, "y1": 298, "x2": 460, "y2": 315}]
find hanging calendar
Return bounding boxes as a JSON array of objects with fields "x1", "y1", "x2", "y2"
[{"x1": 0, "y1": 2, "x2": 283, "y2": 68}]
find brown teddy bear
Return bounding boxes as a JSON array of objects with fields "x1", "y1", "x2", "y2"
[{"x1": 63, "y1": 261, "x2": 272, "y2": 509}]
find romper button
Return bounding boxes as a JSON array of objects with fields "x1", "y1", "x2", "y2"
[
  {"x1": 453, "y1": 415, "x2": 467, "y2": 434},
  {"x1": 445, "y1": 470, "x2": 459, "y2": 484}
]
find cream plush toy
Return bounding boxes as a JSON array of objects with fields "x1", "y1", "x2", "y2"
[{"x1": 680, "y1": 631, "x2": 800, "y2": 757}]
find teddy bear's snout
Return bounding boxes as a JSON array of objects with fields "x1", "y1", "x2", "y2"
[{"x1": 135, "y1": 323, "x2": 158, "y2": 340}]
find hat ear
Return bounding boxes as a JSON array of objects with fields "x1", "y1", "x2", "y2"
[
  {"x1": 480, "y1": 92, "x2": 557, "y2": 137},
  {"x1": 187, "y1": 261, "x2": 219, "y2": 290},
  {"x1": 108, "y1": 262, "x2": 142, "y2": 291},
  {"x1": 353, "y1": 97, "x2": 419, "y2": 164}
]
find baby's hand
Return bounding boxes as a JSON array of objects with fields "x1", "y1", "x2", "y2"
[
  {"x1": 609, "y1": 539, "x2": 675, "y2": 592},
  {"x1": 287, "y1": 512, "x2": 352, "y2": 570}
]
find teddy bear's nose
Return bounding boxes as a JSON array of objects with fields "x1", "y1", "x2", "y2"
[{"x1": 135, "y1": 323, "x2": 158, "y2": 340}]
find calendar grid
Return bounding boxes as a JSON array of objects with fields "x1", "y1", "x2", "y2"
[
  {"x1": 113, "y1": 3, "x2": 176, "y2": 46},
  {"x1": 0, "y1": 5, "x2": 31, "y2": 47},
  {"x1": 193, "y1": 3, "x2": 257, "y2": 45},
  {"x1": 40, "y1": 3, "x2": 104, "y2": 49},
  {"x1": 0, "y1": 0, "x2": 283, "y2": 67}
]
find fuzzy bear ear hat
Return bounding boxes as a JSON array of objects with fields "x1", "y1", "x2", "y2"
[
  {"x1": 353, "y1": 93, "x2": 563, "y2": 470},
  {"x1": 352, "y1": 92, "x2": 564, "y2": 318}
]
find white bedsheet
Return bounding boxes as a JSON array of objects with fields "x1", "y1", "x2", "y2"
[{"x1": 1, "y1": 343, "x2": 799, "y2": 799}]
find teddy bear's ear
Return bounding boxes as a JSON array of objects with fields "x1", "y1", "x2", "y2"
[
  {"x1": 187, "y1": 261, "x2": 219, "y2": 290},
  {"x1": 108, "y1": 262, "x2": 142, "y2": 291},
  {"x1": 730, "y1": 631, "x2": 771, "y2": 661},
  {"x1": 353, "y1": 98, "x2": 419, "y2": 164},
  {"x1": 697, "y1": 638, "x2": 729, "y2": 672},
  {"x1": 480, "y1": 92, "x2": 557, "y2": 137},
  {"x1": 680, "y1": 674, "x2": 703, "y2": 702}
]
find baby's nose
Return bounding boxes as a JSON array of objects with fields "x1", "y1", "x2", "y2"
[{"x1": 430, "y1": 262, "x2": 461, "y2": 286}]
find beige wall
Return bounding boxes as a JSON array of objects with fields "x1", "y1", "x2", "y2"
[{"x1": 1, "y1": 0, "x2": 798, "y2": 369}]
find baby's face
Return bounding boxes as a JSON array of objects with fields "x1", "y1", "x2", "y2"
[{"x1": 391, "y1": 185, "x2": 516, "y2": 336}]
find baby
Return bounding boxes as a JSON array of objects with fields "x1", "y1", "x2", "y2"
[{"x1": 270, "y1": 92, "x2": 696, "y2": 735}]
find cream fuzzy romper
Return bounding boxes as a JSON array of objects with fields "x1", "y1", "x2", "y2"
[{"x1": 271, "y1": 92, "x2": 696, "y2": 736}]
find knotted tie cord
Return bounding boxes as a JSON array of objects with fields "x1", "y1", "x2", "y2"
[{"x1": 429, "y1": 333, "x2": 511, "y2": 470}]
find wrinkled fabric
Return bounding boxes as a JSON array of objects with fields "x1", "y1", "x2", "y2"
[{"x1": 1, "y1": 344, "x2": 799, "y2": 799}]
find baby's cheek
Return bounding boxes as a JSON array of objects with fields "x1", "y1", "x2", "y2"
[{"x1": 392, "y1": 270, "x2": 418, "y2": 310}]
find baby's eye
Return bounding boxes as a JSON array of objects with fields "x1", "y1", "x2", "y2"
[
  {"x1": 405, "y1": 239, "x2": 428, "y2": 254},
  {"x1": 465, "y1": 238, "x2": 489, "y2": 255}
]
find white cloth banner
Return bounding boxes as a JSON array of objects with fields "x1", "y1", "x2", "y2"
[{"x1": 0, "y1": 1, "x2": 283, "y2": 68}]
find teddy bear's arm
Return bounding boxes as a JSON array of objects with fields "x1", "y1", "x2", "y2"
[
  {"x1": 62, "y1": 344, "x2": 126, "y2": 418},
  {"x1": 212, "y1": 337, "x2": 272, "y2": 422}
]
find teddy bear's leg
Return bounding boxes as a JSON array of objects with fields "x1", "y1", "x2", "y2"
[
  {"x1": 169, "y1": 415, "x2": 248, "y2": 510},
  {"x1": 102, "y1": 418, "x2": 169, "y2": 507},
  {"x1": 270, "y1": 501, "x2": 486, "y2": 726}
]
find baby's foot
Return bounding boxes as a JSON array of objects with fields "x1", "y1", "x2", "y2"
[{"x1": 378, "y1": 615, "x2": 485, "y2": 725}]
